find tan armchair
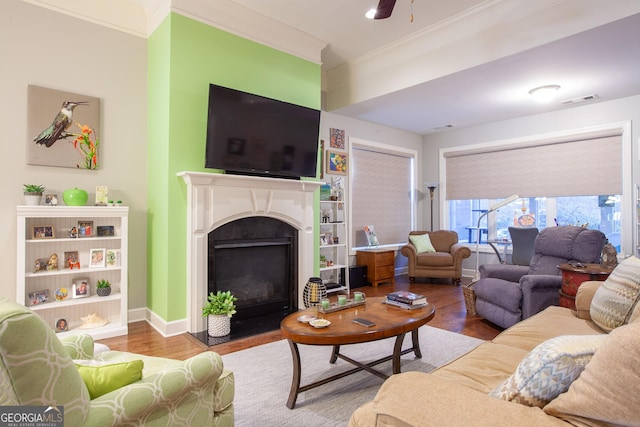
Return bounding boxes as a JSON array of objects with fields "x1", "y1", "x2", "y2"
[{"x1": 401, "y1": 230, "x2": 471, "y2": 285}]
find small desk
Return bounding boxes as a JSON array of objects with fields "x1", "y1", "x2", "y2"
[
  {"x1": 465, "y1": 227, "x2": 488, "y2": 243},
  {"x1": 558, "y1": 263, "x2": 613, "y2": 310},
  {"x1": 487, "y1": 239, "x2": 511, "y2": 264}
]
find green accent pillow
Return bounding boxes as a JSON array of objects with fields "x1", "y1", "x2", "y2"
[
  {"x1": 489, "y1": 334, "x2": 606, "y2": 408},
  {"x1": 75, "y1": 359, "x2": 143, "y2": 399},
  {"x1": 409, "y1": 234, "x2": 436, "y2": 254}
]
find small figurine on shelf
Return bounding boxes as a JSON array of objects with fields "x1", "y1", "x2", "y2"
[
  {"x1": 46, "y1": 253, "x2": 58, "y2": 271},
  {"x1": 322, "y1": 210, "x2": 330, "y2": 223},
  {"x1": 68, "y1": 227, "x2": 78, "y2": 238},
  {"x1": 68, "y1": 257, "x2": 80, "y2": 270}
]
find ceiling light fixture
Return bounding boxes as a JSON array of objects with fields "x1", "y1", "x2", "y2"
[
  {"x1": 528, "y1": 85, "x2": 561, "y2": 103},
  {"x1": 365, "y1": 8, "x2": 377, "y2": 19}
]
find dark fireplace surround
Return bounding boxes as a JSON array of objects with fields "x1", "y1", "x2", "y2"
[{"x1": 208, "y1": 217, "x2": 298, "y2": 321}]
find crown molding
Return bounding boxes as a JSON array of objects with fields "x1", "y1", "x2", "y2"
[
  {"x1": 171, "y1": 0, "x2": 325, "y2": 64},
  {"x1": 21, "y1": 0, "x2": 148, "y2": 37},
  {"x1": 22, "y1": 0, "x2": 326, "y2": 64}
]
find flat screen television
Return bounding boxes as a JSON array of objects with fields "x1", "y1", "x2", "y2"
[{"x1": 205, "y1": 84, "x2": 321, "y2": 179}]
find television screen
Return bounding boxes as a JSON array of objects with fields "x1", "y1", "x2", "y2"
[{"x1": 205, "y1": 84, "x2": 321, "y2": 179}]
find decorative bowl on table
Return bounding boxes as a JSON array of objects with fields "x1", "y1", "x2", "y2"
[{"x1": 309, "y1": 319, "x2": 331, "y2": 328}]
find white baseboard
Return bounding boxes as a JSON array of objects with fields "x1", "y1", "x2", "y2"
[{"x1": 128, "y1": 307, "x2": 188, "y2": 338}]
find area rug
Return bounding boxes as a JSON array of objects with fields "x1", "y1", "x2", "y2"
[{"x1": 221, "y1": 325, "x2": 483, "y2": 426}]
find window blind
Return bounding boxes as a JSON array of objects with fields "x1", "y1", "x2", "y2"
[
  {"x1": 351, "y1": 144, "x2": 414, "y2": 248},
  {"x1": 444, "y1": 131, "x2": 622, "y2": 200}
]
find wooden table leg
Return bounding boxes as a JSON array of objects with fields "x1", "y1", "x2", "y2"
[
  {"x1": 412, "y1": 328, "x2": 422, "y2": 358},
  {"x1": 330, "y1": 344, "x2": 340, "y2": 363},
  {"x1": 392, "y1": 332, "x2": 406, "y2": 374},
  {"x1": 286, "y1": 339, "x2": 301, "y2": 409}
]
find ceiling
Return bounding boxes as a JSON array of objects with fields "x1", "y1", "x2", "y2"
[
  {"x1": 229, "y1": 0, "x2": 640, "y2": 135},
  {"x1": 29, "y1": 0, "x2": 640, "y2": 136}
]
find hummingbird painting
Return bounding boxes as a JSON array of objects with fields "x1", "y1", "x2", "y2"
[{"x1": 33, "y1": 101, "x2": 88, "y2": 147}]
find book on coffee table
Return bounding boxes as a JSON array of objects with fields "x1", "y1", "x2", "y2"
[
  {"x1": 386, "y1": 290, "x2": 427, "y2": 306},
  {"x1": 383, "y1": 298, "x2": 427, "y2": 310}
]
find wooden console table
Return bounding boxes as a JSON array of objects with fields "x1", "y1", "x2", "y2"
[
  {"x1": 558, "y1": 263, "x2": 613, "y2": 310},
  {"x1": 356, "y1": 249, "x2": 395, "y2": 287}
]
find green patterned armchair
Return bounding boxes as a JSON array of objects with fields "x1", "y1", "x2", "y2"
[{"x1": 0, "y1": 298, "x2": 234, "y2": 426}]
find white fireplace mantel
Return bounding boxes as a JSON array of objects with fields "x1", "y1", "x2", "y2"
[{"x1": 178, "y1": 171, "x2": 323, "y2": 333}]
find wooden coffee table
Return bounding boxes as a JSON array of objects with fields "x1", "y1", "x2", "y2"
[{"x1": 280, "y1": 296, "x2": 436, "y2": 409}]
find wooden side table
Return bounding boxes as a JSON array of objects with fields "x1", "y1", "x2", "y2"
[
  {"x1": 356, "y1": 249, "x2": 395, "y2": 287},
  {"x1": 558, "y1": 263, "x2": 613, "y2": 310}
]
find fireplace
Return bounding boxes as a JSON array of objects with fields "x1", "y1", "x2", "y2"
[
  {"x1": 208, "y1": 217, "x2": 297, "y2": 320},
  {"x1": 179, "y1": 171, "x2": 322, "y2": 335}
]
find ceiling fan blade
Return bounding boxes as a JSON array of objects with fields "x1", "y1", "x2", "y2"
[{"x1": 374, "y1": 0, "x2": 396, "y2": 19}]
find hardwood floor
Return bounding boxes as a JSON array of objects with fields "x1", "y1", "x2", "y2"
[{"x1": 97, "y1": 275, "x2": 502, "y2": 360}]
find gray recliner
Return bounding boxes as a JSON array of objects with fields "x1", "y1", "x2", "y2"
[{"x1": 474, "y1": 225, "x2": 606, "y2": 329}]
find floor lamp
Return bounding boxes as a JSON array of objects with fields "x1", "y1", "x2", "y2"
[
  {"x1": 426, "y1": 182, "x2": 438, "y2": 231},
  {"x1": 474, "y1": 194, "x2": 519, "y2": 280}
]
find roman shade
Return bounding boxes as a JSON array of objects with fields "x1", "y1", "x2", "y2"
[
  {"x1": 444, "y1": 130, "x2": 622, "y2": 200},
  {"x1": 351, "y1": 143, "x2": 414, "y2": 247}
]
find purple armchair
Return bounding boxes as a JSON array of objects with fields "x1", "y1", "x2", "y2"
[{"x1": 473, "y1": 225, "x2": 606, "y2": 329}]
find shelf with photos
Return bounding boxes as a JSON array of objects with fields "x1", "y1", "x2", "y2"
[
  {"x1": 27, "y1": 292, "x2": 121, "y2": 311},
  {"x1": 25, "y1": 264, "x2": 121, "y2": 278}
]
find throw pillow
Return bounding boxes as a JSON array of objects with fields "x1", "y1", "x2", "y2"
[
  {"x1": 489, "y1": 334, "x2": 607, "y2": 408},
  {"x1": 590, "y1": 255, "x2": 640, "y2": 332},
  {"x1": 409, "y1": 234, "x2": 436, "y2": 254},
  {"x1": 75, "y1": 359, "x2": 144, "y2": 399},
  {"x1": 544, "y1": 321, "x2": 640, "y2": 426}
]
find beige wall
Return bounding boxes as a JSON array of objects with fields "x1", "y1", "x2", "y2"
[{"x1": 0, "y1": 0, "x2": 148, "y2": 311}]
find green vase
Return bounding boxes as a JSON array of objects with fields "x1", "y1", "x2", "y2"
[{"x1": 63, "y1": 188, "x2": 88, "y2": 206}]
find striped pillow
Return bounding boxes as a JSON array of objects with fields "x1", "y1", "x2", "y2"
[{"x1": 590, "y1": 256, "x2": 640, "y2": 332}]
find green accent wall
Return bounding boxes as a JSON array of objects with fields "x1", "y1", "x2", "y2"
[{"x1": 147, "y1": 13, "x2": 321, "y2": 322}]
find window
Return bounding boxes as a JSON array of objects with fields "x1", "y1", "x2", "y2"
[
  {"x1": 451, "y1": 196, "x2": 621, "y2": 251},
  {"x1": 349, "y1": 138, "x2": 416, "y2": 250},
  {"x1": 441, "y1": 122, "x2": 632, "y2": 255}
]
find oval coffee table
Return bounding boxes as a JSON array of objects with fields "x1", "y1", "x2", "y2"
[{"x1": 280, "y1": 296, "x2": 436, "y2": 409}]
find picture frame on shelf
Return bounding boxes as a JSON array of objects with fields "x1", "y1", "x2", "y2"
[
  {"x1": 97, "y1": 225, "x2": 115, "y2": 237},
  {"x1": 106, "y1": 249, "x2": 121, "y2": 267},
  {"x1": 320, "y1": 234, "x2": 328, "y2": 246},
  {"x1": 95, "y1": 186, "x2": 109, "y2": 206},
  {"x1": 73, "y1": 278, "x2": 90, "y2": 298},
  {"x1": 326, "y1": 150, "x2": 348, "y2": 175},
  {"x1": 78, "y1": 221, "x2": 93, "y2": 237},
  {"x1": 28, "y1": 289, "x2": 49, "y2": 306},
  {"x1": 32, "y1": 225, "x2": 54, "y2": 239},
  {"x1": 64, "y1": 251, "x2": 80, "y2": 269},
  {"x1": 44, "y1": 193, "x2": 58, "y2": 206},
  {"x1": 55, "y1": 318, "x2": 69, "y2": 333},
  {"x1": 89, "y1": 248, "x2": 106, "y2": 268}
]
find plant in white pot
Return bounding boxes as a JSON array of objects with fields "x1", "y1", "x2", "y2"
[
  {"x1": 23, "y1": 184, "x2": 45, "y2": 206},
  {"x1": 202, "y1": 290, "x2": 237, "y2": 337}
]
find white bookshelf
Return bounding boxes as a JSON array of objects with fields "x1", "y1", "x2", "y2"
[{"x1": 17, "y1": 206, "x2": 128, "y2": 339}]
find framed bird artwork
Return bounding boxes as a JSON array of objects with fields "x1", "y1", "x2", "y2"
[{"x1": 27, "y1": 85, "x2": 101, "y2": 169}]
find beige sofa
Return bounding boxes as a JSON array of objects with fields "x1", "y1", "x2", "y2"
[{"x1": 350, "y1": 257, "x2": 640, "y2": 427}]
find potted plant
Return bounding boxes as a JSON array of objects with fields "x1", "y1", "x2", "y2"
[
  {"x1": 96, "y1": 279, "x2": 112, "y2": 297},
  {"x1": 202, "y1": 290, "x2": 237, "y2": 337},
  {"x1": 23, "y1": 184, "x2": 45, "y2": 206}
]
